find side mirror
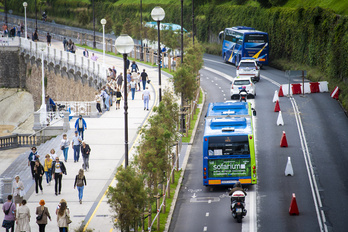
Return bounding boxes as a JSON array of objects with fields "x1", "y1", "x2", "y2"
[
  {"x1": 252, "y1": 108, "x2": 256, "y2": 116},
  {"x1": 218, "y1": 31, "x2": 224, "y2": 40}
]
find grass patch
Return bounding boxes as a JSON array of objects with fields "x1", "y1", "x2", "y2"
[{"x1": 182, "y1": 88, "x2": 203, "y2": 143}]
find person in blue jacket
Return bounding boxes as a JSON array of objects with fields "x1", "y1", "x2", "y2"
[
  {"x1": 28, "y1": 147, "x2": 40, "y2": 179},
  {"x1": 75, "y1": 115, "x2": 87, "y2": 140}
]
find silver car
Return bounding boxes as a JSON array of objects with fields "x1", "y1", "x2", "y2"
[{"x1": 236, "y1": 60, "x2": 260, "y2": 82}]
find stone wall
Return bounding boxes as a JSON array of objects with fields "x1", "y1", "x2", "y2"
[{"x1": 0, "y1": 49, "x2": 95, "y2": 110}]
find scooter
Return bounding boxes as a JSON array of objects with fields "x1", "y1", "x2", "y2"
[
  {"x1": 230, "y1": 190, "x2": 247, "y2": 223},
  {"x1": 239, "y1": 88, "x2": 248, "y2": 102}
]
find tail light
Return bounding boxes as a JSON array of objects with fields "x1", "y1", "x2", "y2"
[
  {"x1": 237, "y1": 202, "x2": 241, "y2": 206},
  {"x1": 237, "y1": 66, "x2": 239, "y2": 70},
  {"x1": 231, "y1": 84, "x2": 234, "y2": 89}
]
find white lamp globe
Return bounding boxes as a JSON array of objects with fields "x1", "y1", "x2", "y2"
[
  {"x1": 23, "y1": 2, "x2": 28, "y2": 7},
  {"x1": 151, "y1": 6, "x2": 165, "y2": 22},
  {"x1": 115, "y1": 34, "x2": 134, "y2": 54},
  {"x1": 101, "y1": 18, "x2": 107, "y2": 25}
]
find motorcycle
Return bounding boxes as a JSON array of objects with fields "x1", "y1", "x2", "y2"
[
  {"x1": 239, "y1": 88, "x2": 248, "y2": 102},
  {"x1": 230, "y1": 190, "x2": 247, "y2": 223}
]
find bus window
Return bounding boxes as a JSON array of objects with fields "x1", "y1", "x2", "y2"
[
  {"x1": 245, "y1": 34, "x2": 268, "y2": 43},
  {"x1": 208, "y1": 139, "x2": 250, "y2": 155}
]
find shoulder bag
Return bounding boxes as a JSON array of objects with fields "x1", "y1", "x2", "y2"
[{"x1": 36, "y1": 208, "x2": 45, "y2": 221}]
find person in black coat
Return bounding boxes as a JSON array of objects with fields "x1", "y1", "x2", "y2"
[
  {"x1": 81, "y1": 141, "x2": 91, "y2": 171},
  {"x1": 51, "y1": 157, "x2": 67, "y2": 196},
  {"x1": 34, "y1": 160, "x2": 44, "y2": 195}
]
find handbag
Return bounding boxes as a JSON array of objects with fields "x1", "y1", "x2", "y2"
[
  {"x1": 36, "y1": 208, "x2": 44, "y2": 221},
  {"x1": 147, "y1": 80, "x2": 151, "y2": 84},
  {"x1": 66, "y1": 214, "x2": 72, "y2": 224},
  {"x1": 19, "y1": 189, "x2": 25, "y2": 197},
  {"x1": 2, "y1": 220, "x2": 14, "y2": 229},
  {"x1": 61, "y1": 146, "x2": 65, "y2": 150}
]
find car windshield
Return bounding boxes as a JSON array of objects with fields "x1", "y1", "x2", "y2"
[
  {"x1": 234, "y1": 80, "x2": 251, "y2": 85},
  {"x1": 239, "y1": 62, "x2": 255, "y2": 68}
]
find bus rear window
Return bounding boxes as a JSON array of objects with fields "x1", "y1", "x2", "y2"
[
  {"x1": 245, "y1": 34, "x2": 268, "y2": 43},
  {"x1": 208, "y1": 136, "x2": 249, "y2": 156}
]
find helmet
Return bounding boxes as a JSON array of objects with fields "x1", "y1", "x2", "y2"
[{"x1": 234, "y1": 181, "x2": 241, "y2": 188}]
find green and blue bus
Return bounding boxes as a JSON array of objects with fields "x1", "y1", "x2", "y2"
[
  {"x1": 219, "y1": 26, "x2": 269, "y2": 66},
  {"x1": 206, "y1": 101, "x2": 256, "y2": 119},
  {"x1": 203, "y1": 117, "x2": 257, "y2": 186}
]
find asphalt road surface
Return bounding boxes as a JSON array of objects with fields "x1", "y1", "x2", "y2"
[{"x1": 169, "y1": 54, "x2": 348, "y2": 232}]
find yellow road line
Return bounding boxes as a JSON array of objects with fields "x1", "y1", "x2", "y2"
[{"x1": 83, "y1": 83, "x2": 157, "y2": 232}]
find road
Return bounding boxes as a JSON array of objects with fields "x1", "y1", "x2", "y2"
[{"x1": 169, "y1": 54, "x2": 348, "y2": 232}]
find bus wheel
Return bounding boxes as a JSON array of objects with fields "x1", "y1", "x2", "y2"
[{"x1": 224, "y1": 54, "x2": 228, "y2": 63}]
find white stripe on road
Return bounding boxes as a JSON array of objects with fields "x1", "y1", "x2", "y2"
[{"x1": 206, "y1": 212, "x2": 209, "y2": 217}]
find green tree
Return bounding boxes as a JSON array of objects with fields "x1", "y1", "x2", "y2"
[
  {"x1": 121, "y1": 18, "x2": 133, "y2": 36},
  {"x1": 107, "y1": 165, "x2": 148, "y2": 232}
]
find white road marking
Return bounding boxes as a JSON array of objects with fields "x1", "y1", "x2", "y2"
[
  {"x1": 203, "y1": 226, "x2": 208, "y2": 231},
  {"x1": 208, "y1": 200, "x2": 211, "y2": 204},
  {"x1": 206, "y1": 212, "x2": 209, "y2": 217}
]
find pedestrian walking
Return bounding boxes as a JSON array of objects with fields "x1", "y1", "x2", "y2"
[
  {"x1": 95, "y1": 91, "x2": 102, "y2": 114},
  {"x1": 60, "y1": 134, "x2": 70, "y2": 162},
  {"x1": 115, "y1": 88, "x2": 123, "y2": 110},
  {"x1": 46, "y1": 32, "x2": 51, "y2": 46},
  {"x1": 116, "y1": 73, "x2": 123, "y2": 90},
  {"x1": 141, "y1": 69, "x2": 148, "y2": 90},
  {"x1": 83, "y1": 48, "x2": 89, "y2": 58},
  {"x1": 44, "y1": 154, "x2": 53, "y2": 186},
  {"x1": 52, "y1": 157, "x2": 67, "y2": 196},
  {"x1": 50, "y1": 148, "x2": 57, "y2": 160},
  {"x1": 100, "y1": 87, "x2": 110, "y2": 111},
  {"x1": 34, "y1": 160, "x2": 44, "y2": 195},
  {"x1": 131, "y1": 60, "x2": 139, "y2": 73},
  {"x1": 130, "y1": 78, "x2": 137, "y2": 100},
  {"x1": 2, "y1": 195, "x2": 16, "y2": 232},
  {"x1": 71, "y1": 131, "x2": 82, "y2": 163},
  {"x1": 126, "y1": 58, "x2": 130, "y2": 70},
  {"x1": 56, "y1": 200, "x2": 70, "y2": 232},
  {"x1": 28, "y1": 146, "x2": 40, "y2": 179},
  {"x1": 142, "y1": 87, "x2": 151, "y2": 111},
  {"x1": 75, "y1": 115, "x2": 87, "y2": 140},
  {"x1": 15, "y1": 199, "x2": 30, "y2": 232},
  {"x1": 36, "y1": 199, "x2": 51, "y2": 232},
  {"x1": 62, "y1": 37, "x2": 67, "y2": 51},
  {"x1": 12, "y1": 175, "x2": 24, "y2": 207},
  {"x1": 91, "y1": 53, "x2": 98, "y2": 61},
  {"x1": 74, "y1": 169, "x2": 87, "y2": 204},
  {"x1": 136, "y1": 72, "x2": 141, "y2": 91},
  {"x1": 81, "y1": 141, "x2": 91, "y2": 171}
]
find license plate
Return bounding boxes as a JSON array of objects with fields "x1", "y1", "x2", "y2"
[{"x1": 236, "y1": 208, "x2": 242, "y2": 213}]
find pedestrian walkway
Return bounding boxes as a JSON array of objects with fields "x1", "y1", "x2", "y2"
[{"x1": 0, "y1": 37, "x2": 176, "y2": 231}]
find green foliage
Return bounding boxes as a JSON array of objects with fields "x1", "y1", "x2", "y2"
[{"x1": 107, "y1": 165, "x2": 148, "y2": 232}]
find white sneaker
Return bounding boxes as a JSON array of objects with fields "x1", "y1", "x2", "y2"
[{"x1": 41, "y1": 190, "x2": 43, "y2": 194}]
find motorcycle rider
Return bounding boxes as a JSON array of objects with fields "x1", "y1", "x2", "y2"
[{"x1": 229, "y1": 181, "x2": 247, "y2": 196}]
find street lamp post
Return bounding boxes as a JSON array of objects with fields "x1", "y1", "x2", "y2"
[
  {"x1": 115, "y1": 35, "x2": 134, "y2": 168},
  {"x1": 23, "y1": 2, "x2": 28, "y2": 39},
  {"x1": 151, "y1": 6, "x2": 165, "y2": 102},
  {"x1": 93, "y1": 0, "x2": 96, "y2": 49},
  {"x1": 140, "y1": 0, "x2": 143, "y2": 61},
  {"x1": 180, "y1": 0, "x2": 185, "y2": 133},
  {"x1": 101, "y1": 18, "x2": 107, "y2": 78},
  {"x1": 39, "y1": 43, "x2": 47, "y2": 125},
  {"x1": 35, "y1": 0, "x2": 37, "y2": 31}
]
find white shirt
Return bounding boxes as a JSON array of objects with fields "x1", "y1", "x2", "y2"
[{"x1": 143, "y1": 89, "x2": 150, "y2": 97}]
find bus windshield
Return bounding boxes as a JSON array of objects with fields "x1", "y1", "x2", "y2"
[{"x1": 208, "y1": 136, "x2": 250, "y2": 156}]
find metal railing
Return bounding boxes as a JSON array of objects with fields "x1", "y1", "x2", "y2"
[{"x1": 0, "y1": 133, "x2": 36, "y2": 150}]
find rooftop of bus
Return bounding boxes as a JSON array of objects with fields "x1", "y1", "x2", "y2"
[
  {"x1": 206, "y1": 102, "x2": 252, "y2": 118},
  {"x1": 204, "y1": 117, "x2": 252, "y2": 136}
]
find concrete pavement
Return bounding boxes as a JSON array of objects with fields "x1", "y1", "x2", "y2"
[{"x1": 0, "y1": 37, "x2": 176, "y2": 231}]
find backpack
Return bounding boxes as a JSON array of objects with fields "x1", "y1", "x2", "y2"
[{"x1": 76, "y1": 176, "x2": 84, "y2": 187}]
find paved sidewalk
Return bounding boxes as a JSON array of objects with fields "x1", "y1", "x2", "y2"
[{"x1": 0, "y1": 39, "x2": 175, "y2": 232}]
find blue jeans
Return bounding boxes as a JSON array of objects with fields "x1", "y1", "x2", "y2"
[
  {"x1": 77, "y1": 185, "x2": 84, "y2": 200},
  {"x1": 105, "y1": 95, "x2": 110, "y2": 111},
  {"x1": 73, "y1": 145, "x2": 80, "y2": 162},
  {"x1": 131, "y1": 88, "x2": 135, "y2": 100},
  {"x1": 63, "y1": 147, "x2": 69, "y2": 161},
  {"x1": 45, "y1": 169, "x2": 52, "y2": 183},
  {"x1": 142, "y1": 80, "x2": 146, "y2": 90},
  {"x1": 78, "y1": 128, "x2": 84, "y2": 140}
]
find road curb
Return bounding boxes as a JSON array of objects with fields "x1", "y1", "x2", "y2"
[{"x1": 164, "y1": 86, "x2": 205, "y2": 232}]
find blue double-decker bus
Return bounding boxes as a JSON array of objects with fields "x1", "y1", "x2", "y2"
[
  {"x1": 203, "y1": 116, "x2": 257, "y2": 186},
  {"x1": 219, "y1": 26, "x2": 269, "y2": 66}
]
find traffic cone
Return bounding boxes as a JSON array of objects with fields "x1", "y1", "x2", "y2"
[
  {"x1": 280, "y1": 131, "x2": 288, "y2": 147},
  {"x1": 274, "y1": 100, "x2": 280, "y2": 112},
  {"x1": 289, "y1": 193, "x2": 299, "y2": 215},
  {"x1": 279, "y1": 85, "x2": 284, "y2": 97},
  {"x1": 277, "y1": 111, "x2": 284, "y2": 126},
  {"x1": 285, "y1": 157, "x2": 294, "y2": 176},
  {"x1": 330, "y1": 86, "x2": 340, "y2": 100},
  {"x1": 273, "y1": 90, "x2": 279, "y2": 103}
]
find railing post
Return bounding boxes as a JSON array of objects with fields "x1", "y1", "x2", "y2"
[{"x1": 63, "y1": 111, "x2": 70, "y2": 132}]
